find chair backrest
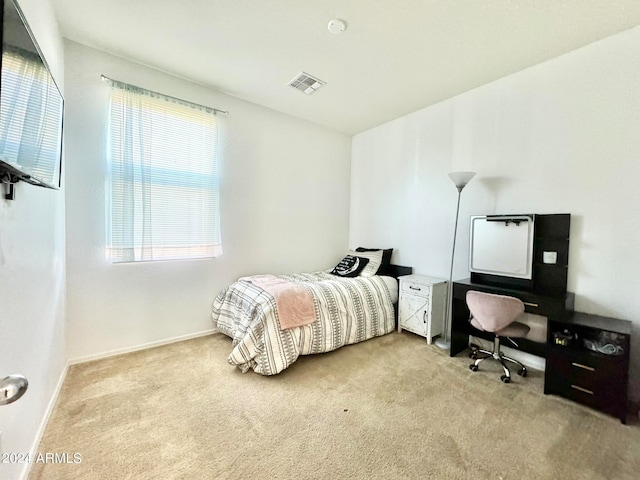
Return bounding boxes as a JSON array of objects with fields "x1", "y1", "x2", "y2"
[{"x1": 466, "y1": 290, "x2": 525, "y2": 333}]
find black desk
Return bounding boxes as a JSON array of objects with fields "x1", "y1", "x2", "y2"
[
  {"x1": 450, "y1": 279, "x2": 631, "y2": 423},
  {"x1": 450, "y1": 278, "x2": 575, "y2": 359}
]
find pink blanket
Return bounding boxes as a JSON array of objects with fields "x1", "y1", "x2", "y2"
[{"x1": 242, "y1": 275, "x2": 317, "y2": 330}]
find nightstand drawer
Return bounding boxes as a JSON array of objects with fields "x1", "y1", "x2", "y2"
[{"x1": 400, "y1": 282, "x2": 431, "y2": 297}]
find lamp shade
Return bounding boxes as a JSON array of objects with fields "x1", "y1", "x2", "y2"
[{"x1": 448, "y1": 171, "x2": 476, "y2": 191}]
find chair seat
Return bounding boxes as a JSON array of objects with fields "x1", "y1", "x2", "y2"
[
  {"x1": 496, "y1": 321, "x2": 530, "y2": 338},
  {"x1": 469, "y1": 318, "x2": 530, "y2": 338}
]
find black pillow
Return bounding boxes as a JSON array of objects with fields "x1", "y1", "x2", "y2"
[
  {"x1": 355, "y1": 247, "x2": 393, "y2": 272},
  {"x1": 330, "y1": 255, "x2": 370, "y2": 278}
]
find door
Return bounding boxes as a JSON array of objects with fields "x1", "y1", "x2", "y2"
[{"x1": 399, "y1": 294, "x2": 429, "y2": 338}]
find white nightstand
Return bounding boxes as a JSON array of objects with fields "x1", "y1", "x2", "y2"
[{"x1": 398, "y1": 274, "x2": 447, "y2": 344}]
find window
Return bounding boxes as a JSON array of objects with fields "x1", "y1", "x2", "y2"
[{"x1": 106, "y1": 79, "x2": 222, "y2": 263}]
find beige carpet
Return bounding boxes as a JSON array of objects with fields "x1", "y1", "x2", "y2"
[{"x1": 29, "y1": 332, "x2": 640, "y2": 480}]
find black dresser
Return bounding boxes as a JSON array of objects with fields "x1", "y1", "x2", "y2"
[{"x1": 544, "y1": 312, "x2": 631, "y2": 424}]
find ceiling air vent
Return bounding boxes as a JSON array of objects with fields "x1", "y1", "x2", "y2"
[{"x1": 288, "y1": 72, "x2": 325, "y2": 95}]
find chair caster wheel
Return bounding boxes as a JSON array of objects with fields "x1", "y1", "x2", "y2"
[
  {"x1": 501, "y1": 375, "x2": 511, "y2": 383},
  {"x1": 469, "y1": 352, "x2": 477, "y2": 359},
  {"x1": 518, "y1": 369, "x2": 527, "y2": 377},
  {"x1": 469, "y1": 365, "x2": 478, "y2": 372}
]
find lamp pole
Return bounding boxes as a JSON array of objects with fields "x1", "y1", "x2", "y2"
[{"x1": 435, "y1": 171, "x2": 475, "y2": 351}]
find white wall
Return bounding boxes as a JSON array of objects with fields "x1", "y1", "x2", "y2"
[
  {"x1": 64, "y1": 41, "x2": 352, "y2": 361},
  {"x1": 350, "y1": 27, "x2": 640, "y2": 400},
  {"x1": 0, "y1": 1, "x2": 66, "y2": 479}
]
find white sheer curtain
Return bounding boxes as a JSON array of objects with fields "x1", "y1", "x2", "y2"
[{"x1": 106, "y1": 79, "x2": 222, "y2": 263}]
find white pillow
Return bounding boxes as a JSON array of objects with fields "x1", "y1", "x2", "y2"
[{"x1": 347, "y1": 249, "x2": 382, "y2": 277}]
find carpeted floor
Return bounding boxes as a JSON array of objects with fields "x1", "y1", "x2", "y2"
[{"x1": 29, "y1": 332, "x2": 640, "y2": 480}]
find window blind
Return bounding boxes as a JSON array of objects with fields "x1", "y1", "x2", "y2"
[{"x1": 106, "y1": 79, "x2": 222, "y2": 262}]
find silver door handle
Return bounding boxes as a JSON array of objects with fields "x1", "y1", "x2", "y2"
[{"x1": 1, "y1": 374, "x2": 29, "y2": 405}]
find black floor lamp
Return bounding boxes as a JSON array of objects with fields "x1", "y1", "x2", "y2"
[{"x1": 435, "y1": 171, "x2": 476, "y2": 351}]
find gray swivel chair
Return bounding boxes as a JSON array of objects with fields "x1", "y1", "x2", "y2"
[{"x1": 466, "y1": 290, "x2": 530, "y2": 383}]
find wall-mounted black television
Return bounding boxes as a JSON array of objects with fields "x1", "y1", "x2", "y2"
[{"x1": 0, "y1": 0, "x2": 64, "y2": 200}]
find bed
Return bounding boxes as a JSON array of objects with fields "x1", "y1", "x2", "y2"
[{"x1": 211, "y1": 249, "x2": 411, "y2": 375}]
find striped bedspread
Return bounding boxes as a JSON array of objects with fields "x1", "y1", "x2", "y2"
[{"x1": 211, "y1": 272, "x2": 395, "y2": 375}]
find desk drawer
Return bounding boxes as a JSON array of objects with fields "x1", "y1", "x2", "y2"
[
  {"x1": 552, "y1": 382, "x2": 622, "y2": 413},
  {"x1": 548, "y1": 347, "x2": 625, "y2": 374},
  {"x1": 451, "y1": 282, "x2": 568, "y2": 319},
  {"x1": 546, "y1": 349, "x2": 626, "y2": 413},
  {"x1": 520, "y1": 296, "x2": 565, "y2": 319}
]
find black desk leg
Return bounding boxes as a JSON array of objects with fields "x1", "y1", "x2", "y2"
[{"x1": 450, "y1": 297, "x2": 470, "y2": 357}]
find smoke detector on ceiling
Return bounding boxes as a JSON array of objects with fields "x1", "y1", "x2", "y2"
[
  {"x1": 288, "y1": 72, "x2": 326, "y2": 95},
  {"x1": 328, "y1": 18, "x2": 347, "y2": 34}
]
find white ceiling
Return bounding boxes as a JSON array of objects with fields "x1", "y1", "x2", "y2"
[{"x1": 51, "y1": 0, "x2": 640, "y2": 135}]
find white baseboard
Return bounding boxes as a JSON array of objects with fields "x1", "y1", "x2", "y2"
[
  {"x1": 68, "y1": 328, "x2": 218, "y2": 365},
  {"x1": 20, "y1": 361, "x2": 70, "y2": 480}
]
